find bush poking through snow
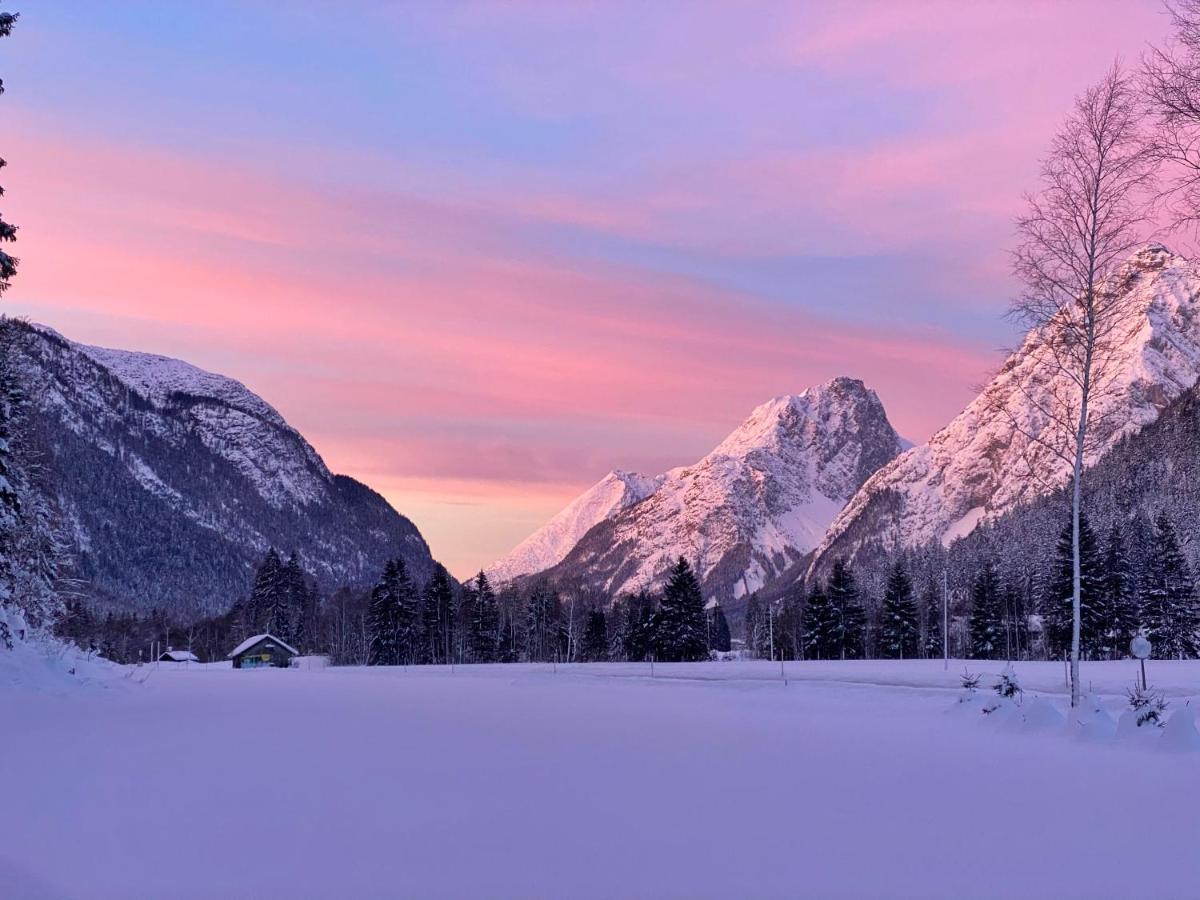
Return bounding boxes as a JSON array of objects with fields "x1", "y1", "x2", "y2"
[
  {"x1": 1125, "y1": 682, "x2": 1167, "y2": 728},
  {"x1": 994, "y1": 663, "x2": 1022, "y2": 699},
  {"x1": 960, "y1": 669, "x2": 981, "y2": 691}
]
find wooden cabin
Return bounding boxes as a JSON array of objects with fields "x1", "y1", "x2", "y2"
[
  {"x1": 227, "y1": 634, "x2": 299, "y2": 669},
  {"x1": 159, "y1": 648, "x2": 199, "y2": 663}
]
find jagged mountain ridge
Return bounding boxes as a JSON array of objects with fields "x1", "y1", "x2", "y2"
[
  {"x1": 811, "y1": 244, "x2": 1200, "y2": 575},
  {"x1": 494, "y1": 377, "x2": 903, "y2": 602},
  {"x1": 18, "y1": 322, "x2": 436, "y2": 615}
]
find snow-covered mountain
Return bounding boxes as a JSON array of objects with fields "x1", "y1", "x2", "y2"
[
  {"x1": 494, "y1": 377, "x2": 903, "y2": 600},
  {"x1": 486, "y1": 469, "x2": 663, "y2": 585},
  {"x1": 812, "y1": 244, "x2": 1200, "y2": 571},
  {"x1": 17, "y1": 323, "x2": 436, "y2": 614}
]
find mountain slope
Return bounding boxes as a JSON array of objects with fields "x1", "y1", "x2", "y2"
[
  {"x1": 17, "y1": 322, "x2": 436, "y2": 615},
  {"x1": 504, "y1": 377, "x2": 902, "y2": 601},
  {"x1": 486, "y1": 469, "x2": 663, "y2": 585},
  {"x1": 812, "y1": 244, "x2": 1200, "y2": 572}
]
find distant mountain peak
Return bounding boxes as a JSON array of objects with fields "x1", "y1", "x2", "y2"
[{"x1": 489, "y1": 378, "x2": 902, "y2": 600}]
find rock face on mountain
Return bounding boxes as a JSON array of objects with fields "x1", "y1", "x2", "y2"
[
  {"x1": 812, "y1": 244, "x2": 1200, "y2": 573},
  {"x1": 17, "y1": 323, "x2": 436, "y2": 615},
  {"x1": 494, "y1": 377, "x2": 903, "y2": 601}
]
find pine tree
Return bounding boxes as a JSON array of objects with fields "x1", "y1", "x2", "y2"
[
  {"x1": 707, "y1": 600, "x2": 732, "y2": 653},
  {"x1": 1098, "y1": 525, "x2": 1138, "y2": 659},
  {"x1": 247, "y1": 549, "x2": 282, "y2": 635},
  {"x1": 800, "y1": 582, "x2": 839, "y2": 660},
  {"x1": 367, "y1": 560, "x2": 400, "y2": 666},
  {"x1": 921, "y1": 580, "x2": 943, "y2": 660},
  {"x1": 524, "y1": 582, "x2": 561, "y2": 662},
  {"x1": 1045, "y1": 514, "x2": 1104, "y2": 658},
  {"x1": 416, "y1": 567, "x2": 446, "y2": 664},
  {"x1": 827, "y1": 559, "x2": 865, "y2": 659},
  {"x1": 652, "y1": 558, "x2": 708, "y2": 662},
  {"x1": 466, "y1": 571, "x2": 499, "y2": 663},
  {"x1": 1140, "y1": 514, "x2": 1200, "y2": 659},
  {"x1": 266, "y1": 552, "x2": 304, "y2": 643},
  {"x1": 0, "y1": 11, "x2": 19, "y2": 297},
  {"x1": 618, "y1": 590, "x2": 655, "y2": 662},
  {"x1": 391, "y1": 557, "x2": 419, "y2": 664},
  {"x1": 581, "y1": 608, "x2": 608, "y2": 662},
  {"x1": 968, "y1": 563, "x2": 1004, "y2": 660},
  {"x1": 878, "y1": 560, "x2": 919, "y2": 659},
  {"x1": 423, "y1": 564, "x2": 455, "y2": 664}
]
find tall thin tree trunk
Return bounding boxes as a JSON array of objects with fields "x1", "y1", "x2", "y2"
[{"x1": 1069, "y1": 323, "x2": 1094, "y2": 708}]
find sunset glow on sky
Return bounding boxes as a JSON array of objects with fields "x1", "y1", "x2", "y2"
[{"x1": 3, "y1": 1, "x2": 1175, "y2": 576}]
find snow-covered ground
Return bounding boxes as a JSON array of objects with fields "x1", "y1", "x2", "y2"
[{"x1": 3, "y1": 657, "x2": 1199, "y2": 899}]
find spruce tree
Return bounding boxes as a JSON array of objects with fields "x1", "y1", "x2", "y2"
[
  {"x1": 416, "y1": 569, "x2": 444, "y2": 664},
  {"x1": 0, "y1": 320, "x2": 22, "y2": 603},
  {"x1": 707, "y1": 600, "x2": 732, "y2": 653},
  {"x1": 266, "y1": 552, "x2": 304, "y2": 643},
  {"x1": 1045, "y1": 514, "x2": 1104, "y2": 658},
  {"x1": 1099, "y1": 525, "x2": 1138, "y2": 659},
  {"x1": 968, "y1": 563, "x2": 1004, "y2": 660},
  {"x1": 1140, "y1": 514, "x2": 1200, "y2": 659},
  {"x1": 391, "y1": 557, "x2": 419, "y2": 664},
  {"x1": 921, "y1": 580, "x2": 943, "y2": 660},
  {"x1": 0, "y1": 11, "x2": 18, "y2": 297},
  {"x1": 524, "y1": 582, "x2": 561, "y2": 662},
  {"x1": 800, "y1": 582, "x2": 838, "y2": 660},
  {"x1": 619, "y1": 590, "x2": 655, "y2": 662},
  {"x1": 423, "y1": 564, "x2": 455, "y2": 664},
  {"x1": 247, "y1": 549, "x2": 283, "y2": 635},
  {"x1": 827, "y1": 559, "x2": 865, "y2": 659},
  {"x1": 581, "y1": 608, "x2": 608, "y2": 662},
  {"x1": 878, "y1": 560, "x2": 919, "y2": 659},
  {"x1": 368, "y1": 560, "x2": 399, "y2": 665},
  {"x1": 652, "y1": 558, "x2": 707, "y2": 662},
  {"x1": 467, "y1": 571, "x2": 499, "y2": 662}
]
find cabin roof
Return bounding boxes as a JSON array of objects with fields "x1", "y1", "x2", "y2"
[
  {"x1": 227, "y1": 633, "x2": 299, "y2": 659},
  {"x1": 160, "y1": 649, "x2": 199, "y2": 662}
]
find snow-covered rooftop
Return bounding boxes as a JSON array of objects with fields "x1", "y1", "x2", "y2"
[
  {"x1": 160, "y1": 650, "x2": 199, "y2": 662},
  {"x1": 227, "y1": 634, "x2": 299, "y2": 659}
]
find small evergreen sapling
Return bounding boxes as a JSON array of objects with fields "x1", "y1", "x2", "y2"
[
  {"x1": 994, "y1": 663, "x2": 1023, "y2": 699},
  {"x1": 1125, "y1": 683, "x2": 1168, "y2": 728}
]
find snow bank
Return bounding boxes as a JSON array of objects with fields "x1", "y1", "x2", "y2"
[{"x1": 0, "y1": 610, "x2": 119, "y2": 695}]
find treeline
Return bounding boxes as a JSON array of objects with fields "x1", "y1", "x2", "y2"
[
  {"x1": 367, "y1": 555, "x2": 731, "y2": 665},
  {"x1": 64, "y1": 554, "x2": 737, "y2": 666},
  {"x1": 772, "y1": 510, "x2": 1200, "y2": 663}
]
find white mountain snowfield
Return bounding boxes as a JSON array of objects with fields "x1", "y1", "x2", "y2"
[
  {"x1": 3, "y1": 654, "x2": 1199, "y2": 898},
  {"x1": 55, "y1": 328, "x2": 334, "y2": 509},
  {"x1": 489, "y1": 377, "x2": 902, "y2": 597},
  {"x1": 814, "y1": 243, "x2": 1200, "y2": 567},
  {"x1": 485, "y1": 469, "x2": 664, "y2": 585}
]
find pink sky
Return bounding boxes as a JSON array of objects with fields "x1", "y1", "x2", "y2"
[{"x1": 2, "y1": 1, "x2": 1177, "y2": 575}]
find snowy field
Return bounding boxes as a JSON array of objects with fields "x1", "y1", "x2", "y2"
[{"x1": 4, "y1": 650, "x2": 1200, "y2": 899}]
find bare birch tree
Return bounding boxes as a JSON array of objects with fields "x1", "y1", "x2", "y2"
[{"x1": 1008, "y1": 62, "x2": 1155, "y2": 707}]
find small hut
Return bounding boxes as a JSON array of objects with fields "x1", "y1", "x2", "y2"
[
  {"x1": 159, "y1": 648, "x2": 199, "y2": 663},
  {"x1": 227, "y1": 634, "x2": 299, "y2": 669}
]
